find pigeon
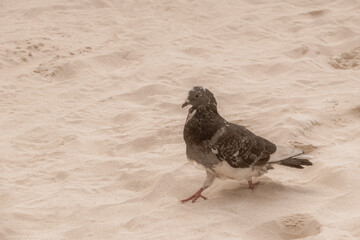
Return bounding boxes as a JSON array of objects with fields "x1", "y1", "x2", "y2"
[{"x1": 181, "y1": 86, "x2": 313, "y2": 203}]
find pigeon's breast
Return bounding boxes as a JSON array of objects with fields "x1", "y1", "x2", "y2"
[
  {"x1": 186, "y1": 142, "x2": 221, "y2": 168},
  {"x1": 183, "y1": 107, "x2": 224, "y2": 146}
]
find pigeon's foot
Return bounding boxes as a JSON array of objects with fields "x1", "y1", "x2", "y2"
[
  {"x1": 181, "y1": 187, "x2": 207, "y2": 203},
  {"x1": 248, "y1": 180, "x2": 260, "y2": 190}
]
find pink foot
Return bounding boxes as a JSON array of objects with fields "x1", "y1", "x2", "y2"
[
  {"x1": 248, "y1": 180, "x2": 260, "y2": 191},
  {"x1": 181, "y1": 187, "x2": 207, "y2": 203}
]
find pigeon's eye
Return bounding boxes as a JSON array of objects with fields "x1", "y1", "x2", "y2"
[{"x1": 195, "y1": 94, "x2": 199, "y2": 98}]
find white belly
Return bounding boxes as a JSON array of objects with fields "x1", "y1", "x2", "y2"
[{"x1": 212, "y1": 162, "x2": 264, "y2": 181}]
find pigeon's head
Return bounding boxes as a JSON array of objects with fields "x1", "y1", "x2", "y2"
[{"x1": 182, "y1": 86, "x2": 217, "y2": 109}]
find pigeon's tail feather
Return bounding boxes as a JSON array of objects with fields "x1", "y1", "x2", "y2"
[
  {"x1": 270, "y1": 153, "x2": 313, "y2": 169},
  {"x1": 276, "y1": 157, "x2": 313, "y2": 169}
]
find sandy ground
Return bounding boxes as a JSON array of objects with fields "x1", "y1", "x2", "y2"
[{"x1": 1, "y1": 0, "x2": 360, "y2": 239}]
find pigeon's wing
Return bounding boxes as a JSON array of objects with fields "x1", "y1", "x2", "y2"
[{"x1": 210, "y1": 124, "x2": 277, "y2": 168}]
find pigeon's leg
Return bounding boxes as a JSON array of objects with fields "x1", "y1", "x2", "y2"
[
  {"x1": 181, "y1": 171, "x2": 215, "y2": 203},
  {"x1": 247, "y1": 179, "x2": 260, "y2": 190}
]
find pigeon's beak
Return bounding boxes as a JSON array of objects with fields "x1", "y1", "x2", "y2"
[{"x1": 182, "y1": 99, "x2": 190, "y2": 108}]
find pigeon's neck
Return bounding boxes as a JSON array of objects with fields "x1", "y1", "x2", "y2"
[
  {"x1": 184, "y1": 104, "x2": 224, "y2": 144},
  {"x1": 194, "y1": 103, "x2": 219, "y2": 116}
]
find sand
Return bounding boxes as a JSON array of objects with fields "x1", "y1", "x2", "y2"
[{"x1": 1, "y1": 0, "x2": 360, "y2": 239}]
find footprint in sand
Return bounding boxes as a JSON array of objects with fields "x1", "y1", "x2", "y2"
[
  {"x1": 246, "y1": 213, "x2": 321, "y2": 240},
  {"x1": 329, "y1": 46, "x2": 360, "y2": 70},
  {"x1": 0, "y1": 39, "x2": 38, "y2": 66},
  {"x1": 278, "y1": 214, "x2": 321, "y2": 239}
]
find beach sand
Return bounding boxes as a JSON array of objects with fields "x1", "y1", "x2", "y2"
[{"x1": 1, "y1": 0, "x2": 360, "y2": 239}]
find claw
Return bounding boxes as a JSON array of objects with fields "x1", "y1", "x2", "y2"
[{"x1": 181, "y1": 187, "x2": 207, "y2": 203}]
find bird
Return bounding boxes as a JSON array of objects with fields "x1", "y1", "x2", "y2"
[{"x1": 181, "y1": 86, "x2": 313, "y2": 203}]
